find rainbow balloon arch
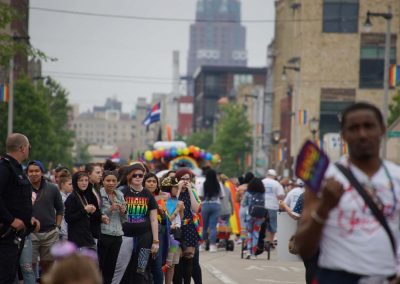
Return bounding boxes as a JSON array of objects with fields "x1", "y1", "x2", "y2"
[{"x1": 143, "y1": 145, "x2": 221, "y2": 171}]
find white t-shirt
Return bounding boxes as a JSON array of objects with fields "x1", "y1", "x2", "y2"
[
  {"x1": 284, "y1": 187, "x2": 304, "y2": 210},
  {"x1": 198, "y1": 182, "x2": 225, "y2": 204},
  {"x1": 261, "y1": 177, "x2": 285, "y2": 210},
  {"x1": 319, "y1": 158, "x2": 400, "y2": 276}
]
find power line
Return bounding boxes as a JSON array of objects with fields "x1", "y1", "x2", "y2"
[
  {"x1": 47, "y1": 74, "x2": 174, "y2": 85},
  {"x1": 29, "y1": 6, "x2": 276, "y2": 23},
  {"x1": 45, "y1": 71, "x2": 173, "y2": 81},
  {"x1": 32, "y1": 6, "x2": 395, "y2": 24}
]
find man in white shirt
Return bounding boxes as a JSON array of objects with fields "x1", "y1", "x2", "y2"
[
  {"x1": 261, "y1": 169, "x2": 285, "y2": 246},
  {"x1": 284, "y1": 179, "x2": 305, "y2": 210},
  {"x1": 295, "y1": 102, "x2": 400, "y2": 283}
]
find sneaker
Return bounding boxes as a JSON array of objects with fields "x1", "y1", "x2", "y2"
[
  {"x1": 199, "y1": 244, "x2": 205, "y2": 252},
  {"x1": 243, "y1": 250, "x2": 251, "y2": 259},
  {"x1": 209, "y1": 244, "x2": 217, "y2": 252},
  {"x1": 235, "y1": 239, "x2": 242, "y2": 245},
  {"x1": 250, "y1": 255, "x2": 257, "y2": 260}
]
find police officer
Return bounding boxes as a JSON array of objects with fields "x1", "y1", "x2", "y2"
[{"x1": 0, "y1": 133, "x2": 40, "y2": 284}]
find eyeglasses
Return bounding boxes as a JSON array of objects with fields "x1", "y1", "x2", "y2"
[{"x1": 132, "y1": 174, "x2": 144, "y2": 178}]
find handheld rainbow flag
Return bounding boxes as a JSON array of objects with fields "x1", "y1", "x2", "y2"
[
  {"x1": 0, "y1": 84, "x2": 9, "y2": 103},
  {"x1": 295, "y1": 140, "x2": 330, "y2": 193},
  {"x1": 389, "y1": 65, "x2": 399, "y2": 88},
  {"x1": 298, "y1": 110, "x2": 307, "y2": 125}
]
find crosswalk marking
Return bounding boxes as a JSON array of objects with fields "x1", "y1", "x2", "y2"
[{"x1": 204, "y1": 263, "x2": 239, "y2": 284}]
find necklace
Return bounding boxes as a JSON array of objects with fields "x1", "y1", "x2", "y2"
[{"x1": 129, "y1": 186, "x2": 143, "y2": 194}]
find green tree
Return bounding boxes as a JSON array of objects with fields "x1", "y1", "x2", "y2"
[
  {"x1": 388, "y1": 90, "x2": 400, "y2": 126},
  {"x1": 185, "y1": 129, "x2": 213, "y2": 150},
  {"x1": 0, "y1": 76, "x2": 74, "y2": 167},
  {"x1": 0, "y1": 3, "x2": 51, "y2": 67},
  {"x1": 210, "y1": 103, "x2": 252, "y2": 177}
]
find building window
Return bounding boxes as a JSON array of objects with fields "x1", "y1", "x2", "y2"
[
  {"x1": 360, "y1": 34, "x2": 396, "y2": 89},
  {"x1": 233, "y1": 74, "x2": 253, "y2": 90},
  {"x1": 323, "y1": 0, "x2": 359, "y2": 33}
]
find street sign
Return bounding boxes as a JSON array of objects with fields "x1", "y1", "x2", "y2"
[{"x1": 388, "y1": 131, "x2": 400, "y2": 138}]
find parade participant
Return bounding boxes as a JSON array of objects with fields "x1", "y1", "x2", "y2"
[
  {"x1": 58, "y1": 170, "x2": 73, "y2": 241},
  {"x1": 98, "y1": 169, "x2": 127, "y2": 284},
  {"x1": 112, "y1": 163, "x2": 158, "y2": 284},
  {"x1": 198, "y1": 169, "x2": 224, "y2": 252},
  {"x1": 261, "y1": 169, "x2": 285, "y2": 248},
  {"x1": 219, "y1": 173, "x2": 234, "y2": 227},
  {"x1": 28, "y1": 160, "x2": 64, "y2": 276},
  {"x1": 241, "y1": 178, "x2": 266, "y2": 260},
  {"x1": 65, "y1": 171, "x2": 97, "y2": 249},
  {"x1": 173, "y1": 168, "x2": 201, "y2": 284},
  {"x1": 0, "y1": 133, "x2": 40, "y2": 284},
  {"x1": 54, "y1": 166, "x2": 70, "y2": 186},
  {"x1": 283, "y1": 179, "x2": 305, "y2": 210},
  {"x1": 144, "y1": 172, "x2": 166, "y2": 284},
  {"x1": 237, "y1": 172, "x2": 254, "y2": 241},
  {"x1": 42, "y1": 253, "x2": 102, "y2": 284},
  {"x1": 296, "y1": 102, "x2": 400, "y2": 283},
  {"x1": 161, "y1": 176, "x2": 185, "y2": 284},
  {"x1": 85, "y1": 163, "x2": 105, "y2": 243}
]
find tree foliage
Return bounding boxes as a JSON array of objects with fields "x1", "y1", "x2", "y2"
[
  {"x1": 210, "y1": 103, "x2": 252, "y2": 177},
  {"x1": 0, "y1": 76, "x2": 74, "y2": 168},
  {"x1": 388, "y1": 90, "x2": 400, "y2": 126},
  {"x1": 184, "y1": 129, "x2": 213, "y2": 150},
  {"x1": 0, "y1": 3, "x2": 51, "y2": 68}
]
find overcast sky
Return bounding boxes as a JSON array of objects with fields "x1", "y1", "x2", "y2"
[{"x1": 29, "y1": 0, "x2": 275, "y2": 113}]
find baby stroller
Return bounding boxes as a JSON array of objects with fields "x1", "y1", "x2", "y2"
[
  {"x1": 205, "y1": 219, "x2": 235, "y2": 251},
  {"x1": 240, "y1": 211, "x2": 271, "y2": 260}
]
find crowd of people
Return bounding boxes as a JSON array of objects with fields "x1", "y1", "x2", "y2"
[{"x1": 2, "y1": 102, "x2": 400, "y2": 284}]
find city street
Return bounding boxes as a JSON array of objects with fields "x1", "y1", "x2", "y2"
[{"x1": 200, "y1": 245, "x2": 306, "y2": 284}]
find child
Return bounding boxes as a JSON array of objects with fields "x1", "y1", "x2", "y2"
[
  {"x1": 58, "y1": 170, "x2": 72, "y2": 241},
  {"x1": 161, "y1": 176, "x2": 184, "y2": 284}
]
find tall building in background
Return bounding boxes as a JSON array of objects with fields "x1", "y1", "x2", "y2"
[{"x1": 186, "y1": 0, "x2": 247, "y2": 95}]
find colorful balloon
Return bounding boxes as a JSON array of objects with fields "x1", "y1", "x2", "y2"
[
  {"x1": 144, "y1": 150, "x2": 153, "y2": 161},
  {"x1": 153, "y1": 150, "x2": 160, "y2": 159},
  {"x1": 205, "y1": 152, "x2": 212, "y2": 161},
  {"x1": 200, "y1": 150, "x2": 206, "y2": 159},
  {"x1": 189, "y1": 145, "x2": 195, "y2": 154},
  {"x1": 193, "y1": 150, "x2": 200, "y2": 158},
  {"x1": 170, "y1": 147, "x2": 178, "y2": 157},
  {"x1": 165, "y1": 149, "x2": 171, "y2": 158},
  {"x1": 182, "y1": 148, "x2": 189, "y2": 156}
]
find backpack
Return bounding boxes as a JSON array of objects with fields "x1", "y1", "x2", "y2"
[{"x1": 248, "y1": 192, "x2": 267, "y2": 218}]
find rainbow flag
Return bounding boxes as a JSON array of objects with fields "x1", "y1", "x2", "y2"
[
  {"x1": 298, "y1": 110, "x2": 307, "y2": 125},
  {"x1": 225, "y1": 181, "x2": 241, "y2": 235},
  {"x1": 0, "y1": 84, "x2": 9, "y2": 103},
  {"x1": 277, "y1": 145, "x2": 285, "y2": 161},
  {"x1": 389, "y1": 65, "x2": 399, "y2": 88}
]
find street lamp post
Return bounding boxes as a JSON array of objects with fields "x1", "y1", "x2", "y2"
[{"x1": 364, "y1": 6, "x2": 392, "y2": 159}]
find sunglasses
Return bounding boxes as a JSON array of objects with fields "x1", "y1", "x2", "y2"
[
  {"x1": 132, "y1": 174, "x2": 144, "y2": 178},
  {"x1": 180, "y1": 177, "x2": 191, "y2": 181}
]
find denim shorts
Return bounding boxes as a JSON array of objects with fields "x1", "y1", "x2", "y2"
[{"x1": 266, "y1": 209, "x2": 277, "y2": 233}]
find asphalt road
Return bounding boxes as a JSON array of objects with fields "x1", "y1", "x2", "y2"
[{"x1": 199, "y1": 244, "x2": 306, "y2": 284}]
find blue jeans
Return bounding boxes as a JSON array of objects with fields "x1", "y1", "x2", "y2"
[
  {"x1": 201, "y1": 202, "x2": 221, "y2": 244},
  {"x1": 20, "y1": 234, "x2": 36, "y2": 284},
  {"x1": 150, "y1": 229, "x2": 164, "y2": 284}
]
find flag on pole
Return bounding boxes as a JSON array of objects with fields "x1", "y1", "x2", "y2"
[
  {"x1": 277, "y1": 145, "x2": 285, "y2": 162},
  {"x1": 389, "y1": 64, "x2": 400, "y2": 87},
  {"x1": 143, "y1": 102, "x2": 161, "y2": 126},
  {"x1": 0, "y1": 84, "x2": 9, "y2": 103},
  {"x1": 298, "y1": 110, "x2": 307, "y2": 125}
]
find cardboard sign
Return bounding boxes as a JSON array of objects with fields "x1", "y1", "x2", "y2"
[{"x1": 295, "y1": 140, "x2": 330, "y2": 193}]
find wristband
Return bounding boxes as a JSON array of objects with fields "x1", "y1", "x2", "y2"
[
  {"x1": 311, "y1": 211, "x2": 326, "y2": 225},
  {"x1": 153, "y1": 240, "x2": 160, "y2": 244}
]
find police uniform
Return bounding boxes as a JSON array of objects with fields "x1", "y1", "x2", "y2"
[{"x1": 0, "y1": 154, "x2": 33, "y2": 284}]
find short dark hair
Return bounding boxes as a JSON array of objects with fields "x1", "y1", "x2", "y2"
[
  {"x1": 340, "y1": 102, "x2": 384, "y2": 129},
  {"x1": 247, "y1": 178, "x2": 265, "y2": 194}
]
